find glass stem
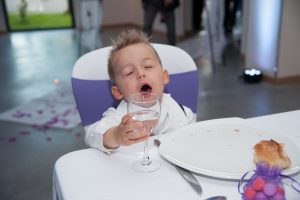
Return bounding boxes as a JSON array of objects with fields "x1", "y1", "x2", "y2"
[
  {"x1": 142, "y1": 138, "x2": 150, "y2": 166},
  {"x1": 141, "y1": 129, "x2": 151, "y2": 166}
]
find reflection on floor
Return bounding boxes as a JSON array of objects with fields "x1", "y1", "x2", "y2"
[{"x1": 0, "y1": 27, "x2": 300, "y2": 200}]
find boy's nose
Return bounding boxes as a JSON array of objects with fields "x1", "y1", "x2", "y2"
[{"x1": 138, "y1": 72, "x2": 146, "y2": 79}]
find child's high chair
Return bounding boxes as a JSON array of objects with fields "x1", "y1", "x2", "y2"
[{"x1": 71, "y1": 43, "x2": 199, "y2": 131}]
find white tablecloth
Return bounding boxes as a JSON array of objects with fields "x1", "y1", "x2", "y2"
[{"x1": 53, "y1": 110, "x2": 300, "y2": 200}]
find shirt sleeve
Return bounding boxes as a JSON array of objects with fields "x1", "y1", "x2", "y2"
[{"x1": 84, "y1": 107, "x2": 120, "y2": 154}]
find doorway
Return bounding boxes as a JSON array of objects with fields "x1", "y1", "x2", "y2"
[{"x1": 2, "y1": 0, "x2": 74, "y2": 31}]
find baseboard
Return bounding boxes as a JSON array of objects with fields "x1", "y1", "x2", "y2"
[{"x1": 263, "y1": 74, "x2": 300, "y2": 84}]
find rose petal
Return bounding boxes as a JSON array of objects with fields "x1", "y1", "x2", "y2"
[
  {"x1": 19, "y1": 131, "x2": 31, "y2": 136},
  {"x1": 8, "y1": 136, "x2": 17, "y2": 142}
]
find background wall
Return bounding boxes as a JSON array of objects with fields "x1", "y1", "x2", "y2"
[
  {"x1": 277, "y1": 0, "x2": 300, "y2": 78},
  {"x1": 101, "y1": 0, "x2": 143, "y2": 26},
  {"x1": 245, "y1": 0, "x2": 282, "y2": 78},
  {"x1": 243, "y1": 0, "x2": 300, "y2": 80}
]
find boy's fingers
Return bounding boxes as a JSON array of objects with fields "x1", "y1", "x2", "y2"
[
  {"x1": 121, "y1": 113, "x2": 132, "y2": 125},
  {"x1": 126, "y1": 134, "x2": 148, "y2": 145},
  {"x1": 123, "y1": 121, "x2": 143, "y2": 133},
  {"x1": 127, "y1": 127, "x2": 149, "y2": 140}
]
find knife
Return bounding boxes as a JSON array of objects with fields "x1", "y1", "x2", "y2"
[
  {"x1": 154, "y1": 139, "x2": 202, "y2": 195},
  {"x1": 175, "y1": 165, "x2": 203, "y2": 195}
]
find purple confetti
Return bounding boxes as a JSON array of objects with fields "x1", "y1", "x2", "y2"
[
  {"x1": 60, "y1": 119, "x2": 69, "y2": 126},
  {"x1": 62, "y1": 109, "x2": 72, "y2": 117},
  {"x1": 31, "y1": 124, "x2": 49, "y2": 131},
  {"x1": 12, "y1": 110, "x2": 32, "y2": 118},
  {"x1": 46, "y1": 116, "x2": 59, "y2": 125},
  {"x1": 8, "y1": 136, "x2": 17, "y2": 143},
  {"x1": 19, "y1": 130, "x2": 31, "y2": 136},
  {"x1": 75, "y1": 132, "x2": 82, "y2": 138}
]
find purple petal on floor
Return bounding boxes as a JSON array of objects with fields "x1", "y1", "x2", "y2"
[
  {"x1": 19, "y1": 130, "x2": 31, "y2": 136},
  {"x1": 31, "y1": 124, "x2": 38, "y2": 129},
  {"x1": 62, "y1": 109, "x2": 72, "y2": 117},
  {"x1": 75, "y1": 132, "x2": 82, "y2": 138},
  {"x1": 8, "y1": 136, "x2": 17, "y2": 142},
  {"x1": 32, "y1": 124, "x2": 48, "y2": 131},
  {"x1": 42, "y1": 125, "x2": 50, "y2": 131},
  {"x1": 60, "y1": 119, "x2": 69, "y2": 126},
  {"x1": 46, "y1": 116, "x2": 59, "y2": 125},
  {"x1": 12, "y1": 112, "x2": 26, "y2": 118}
]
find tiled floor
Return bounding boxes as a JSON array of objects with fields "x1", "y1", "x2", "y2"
[{"x1": 1, "y1": 27, "x2": 300, "y2": 200}]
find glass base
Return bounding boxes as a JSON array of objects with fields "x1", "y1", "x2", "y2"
[{"x1": 132, "y1": 159, "x2": 161, "y2": 173}]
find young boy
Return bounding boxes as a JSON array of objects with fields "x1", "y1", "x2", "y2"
[{"x1": 85, "y1": 29, "x2": 195, "y2": 153}]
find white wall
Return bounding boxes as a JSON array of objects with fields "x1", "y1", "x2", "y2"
[
  {"x1": 240, "y1": 0, "x2": 249, "y2": 56},
  {"x1": 277, "y1": 0, "x2": 300, "y2": 78},
  {"x1": 101, "y1": 0, "x2": 143, "y2": 26}
]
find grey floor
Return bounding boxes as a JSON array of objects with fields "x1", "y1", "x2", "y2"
[{"x1": 1, "y1": 27, "x2": 300, "y2": 200}]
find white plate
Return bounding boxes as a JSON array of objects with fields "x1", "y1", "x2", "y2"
[{"x1": 158, "y1": 118, "x2": 300, "y2": 180}]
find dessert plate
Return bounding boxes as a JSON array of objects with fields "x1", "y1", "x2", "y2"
[{"x1": 158, "y1": 118, "x2": 300, "y2": 179}]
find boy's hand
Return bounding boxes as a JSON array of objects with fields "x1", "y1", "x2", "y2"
[
  {"x1": 118, "y1": 113, "x2": 149, "y2": 145},
  {"x1": 103, "y1": 113, "x2": 149, "y2": 149}
]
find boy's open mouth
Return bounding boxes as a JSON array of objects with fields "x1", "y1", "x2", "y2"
[{"x1": 140, "y1": 84, "x2": 152, "y2": 93}]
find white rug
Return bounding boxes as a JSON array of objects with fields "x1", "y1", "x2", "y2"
[{"x1": 0, "y1": 84, "x2": 81, "y2": 130}]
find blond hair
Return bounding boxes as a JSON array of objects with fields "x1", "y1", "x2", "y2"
[{"x1": 107, "y1": 29, "x2": 162, "y2": 84}]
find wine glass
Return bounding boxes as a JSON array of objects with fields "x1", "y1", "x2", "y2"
[{"x1": 127, "y1": 92, "x2": 161, "y2": 173}]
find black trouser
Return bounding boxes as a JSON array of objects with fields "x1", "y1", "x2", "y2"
[{"x1": 143, "y1": 4, "x2": 176, "y2": 45}]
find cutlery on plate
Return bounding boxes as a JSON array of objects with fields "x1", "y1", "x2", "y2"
[{"x1": 154, "y1": 139, "x2": 202, "y2": 195}]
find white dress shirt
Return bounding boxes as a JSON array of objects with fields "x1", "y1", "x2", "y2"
[{"x1": 85, "y1": 93, "x2": 196, "y2": 153}]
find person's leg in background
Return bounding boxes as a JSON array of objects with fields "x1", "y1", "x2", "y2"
[
  {"x1": 163, "y1": 9, "x2": 176, "y2": 45},
  {"x1": 223, "y1": 0, "x2": 239, "y2": 35},
  {"x1": 192, "y1": 0, "x2": 205, "y2": 32},
  {"x1": 143, "y1": 3, "x2": 160, "y2": 38}
]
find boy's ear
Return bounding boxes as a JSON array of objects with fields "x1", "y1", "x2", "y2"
[
  {"x1": 163, "y1": 69, "x2": 169, "y2": 85},
  {"x1": 111, "y1": 86, "x2": 123, "y2": 100}
]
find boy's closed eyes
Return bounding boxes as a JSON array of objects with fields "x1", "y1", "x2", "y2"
[{"x1": 120, "y1": 60, "x2": 157, "y2": 78}]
